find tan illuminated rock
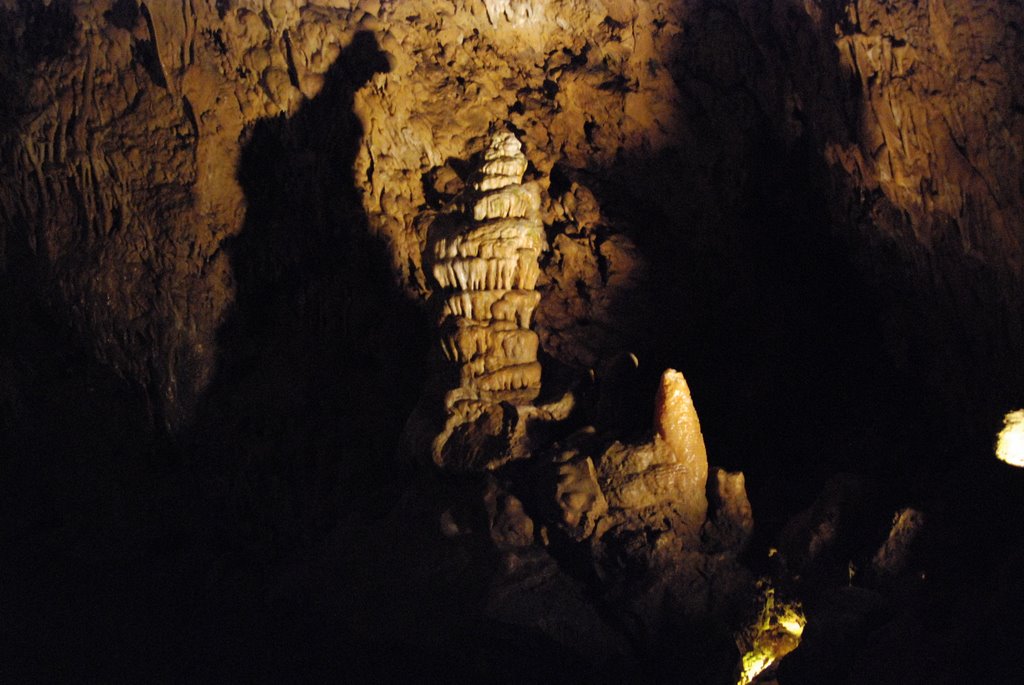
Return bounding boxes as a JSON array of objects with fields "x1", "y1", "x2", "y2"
[
  {"x1": 419, "y1": 129, "x2": 548, "y2": 470},
  {"x1": 704, "y1": 468, "x2": 755, "y2": 553},
  {"x1": 3, "y1": 2, "x2": 1022, "y2": 678},
  {"x1": 596, "y1": 368, "x2": 709, "y2": 541},
  {"x1": 554, "y1": 454, "x2": 608, "y2": 538},
  {"x1": 5, "y1": 0, "x2": 1019, "y2": 435},
  {"x1": 654, "y1": 368, "x2": 709, "y2": 522},
  {"x1": 438, "y1": 290, "x2": 541, "y2": 327}
]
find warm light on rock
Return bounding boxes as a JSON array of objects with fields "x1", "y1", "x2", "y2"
[
  {"x1": 419, "y1": 128, "x2": 549, "y2": 471},
  {"x1": 430, "y1": 129, "x2": 545, "y2": 407},
  {"x1": 654, "y1": 368, "x2": 709, "y2": 523},
  {"x1": 996, "y1": 409, "x2": 1024, "y2": 467},
  {"x1": 735, "y1": 583, "x2": 806, "y2": 685},
  {"x1": 2, "y1": 0, "x2": 1022, "y2": 680},
  {"x1": 594, "y1": 367, "x2": 713, "y2": 545}
]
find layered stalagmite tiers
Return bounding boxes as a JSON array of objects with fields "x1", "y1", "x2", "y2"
[{"x1": 430, "y1": 130, "x2": 546, "y2": 410}]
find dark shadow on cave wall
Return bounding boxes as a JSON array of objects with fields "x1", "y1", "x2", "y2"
[
  {"x1": 2, "y1": 27, "x2": 431, "y2": 681},
  {"x1": 563, "y1": 2, "x2": 923, "y2": 531},
  {"x1": 1, "y1": 5, "x2": 1020, "y2": 682},
  {"x1": 565, "y1": 9, "x2": 1023, "y2": 679},
  {"x1": 187, "y1": 31, "x2": 430, "y2": 541}
]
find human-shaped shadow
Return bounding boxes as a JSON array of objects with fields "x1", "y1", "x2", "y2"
[{"x1": 192, "y1": 31, "x2": 429, "y2": 539}]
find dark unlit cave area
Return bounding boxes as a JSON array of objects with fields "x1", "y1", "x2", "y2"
[{"x1": 3, "y1": 1, "x2": 1023, "y2": 683}]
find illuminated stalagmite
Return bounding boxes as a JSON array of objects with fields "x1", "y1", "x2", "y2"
[
  {"x1": 547, "y1": 366, "x2": 749, "y2": 555},
  {"x1": 423, "y1": 130, "x2": 548, "y2": 469},
  {"x1": 591, "y1": 368, "x2": 713, "y2": 544}
]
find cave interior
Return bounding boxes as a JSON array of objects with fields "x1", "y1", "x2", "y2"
[{"x1": 2, "y1": 1, "x2": 1023, "y2": 682}]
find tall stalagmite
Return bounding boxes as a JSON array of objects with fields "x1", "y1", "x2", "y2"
[{"x1": 424, "y1": 129, "x2": 547, "y2": 470}]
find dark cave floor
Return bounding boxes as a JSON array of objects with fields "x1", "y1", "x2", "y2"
[{"x1": 3, "y1": 316, "x2": 1023, "y2": 684}]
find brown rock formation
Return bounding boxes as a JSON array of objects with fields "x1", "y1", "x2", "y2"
[
  {"x1": 3, "y1": 1, "x2": 1023, "y2": 681},
  {"x1": 705, "y1": 467, "x2": 755, "y2": 553},
  {"x1": 542, "y1": 366, "x2": 747, "y2": 577},
  {"x1": 4, "y1": 0, "x2": 1020, "y2": 433},
  {"x1": 420, "y1": 128, "x2": 549, "y2": 470},
  {"x1": 596, "y1": 368, "x2": 710, "y2": 544},
  {"x1": 429, "y1": 130, "x2": 545, "y2": 406}
]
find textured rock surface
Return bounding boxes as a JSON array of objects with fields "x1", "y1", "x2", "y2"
[
  {"x1": 423, "y1": 129, "x2": 547, "y2": 469},
  {"x1": 553, "y1": 453, "x2": 607, "y2": 537},
  {"x1": 870, "y1": 507, "x2": 925, "y2": 580},
  {"x1": 3, "y1": 0, "x2": 1021, "y2": 435},
  {"x1": 596, "y1": 368, "x2": 710, "y2": 544},
  {"x1": 517, "y1": 365, "x2": 755, "y2": 649},
  {"x1": 822, "y1": 0, "x2": 1024, "y2": 413},
  {"x1": 705, "y1": 467, "x2": 754, "y2": 553},
  {"x1": 653, "y1": 368, "x2": 709, "y2": 522},
  {"x1": 3, "y1": 0, "x2": 1024, "y2": 681}
]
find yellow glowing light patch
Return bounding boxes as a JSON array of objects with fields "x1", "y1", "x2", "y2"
[
  {"x1": 735, "y1": 584, "x2": 807, "y2": 685},
  {"x1": 996, "y1": 409, "x2": 1024, "y2": 468},
  {"x1": 739, "y1": 650, "x2": 774, "y2": 685},
  {"x1": 778, "y1": 616, "x2": 806, "y2": 636}
]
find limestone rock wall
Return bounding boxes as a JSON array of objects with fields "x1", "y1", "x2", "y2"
[
  {"x1": 2, "y1": 0, "x2": 1021, "y2": 445},
  {"x1": 801, "y1": 0, "x2": 1024, "y2": 415},
  {"x1": 3, "y1": 3, "x2": 1023, "y2": 680}
]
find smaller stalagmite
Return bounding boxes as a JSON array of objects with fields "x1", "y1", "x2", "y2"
[
  {"x1": 423, "y1": 129, "x2": 548, "y2": 470},
  {"x1": 539, "y1": 365, "x2": 754, "y2": 644},
  {"x1": 654, "y1": 368, "x2": 710, "y2": 522},
  {"x1": 596, "y1": 368, "x2": 710, "y2": 541},
  {"x1": 542, "y1": 364, "x2": 745, "y2": 570}
]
